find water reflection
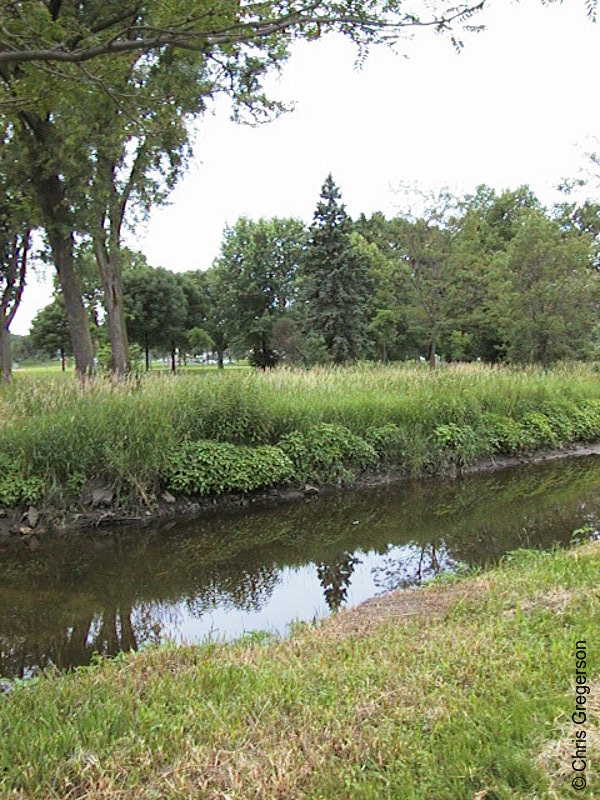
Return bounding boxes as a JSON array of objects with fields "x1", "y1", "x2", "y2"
[
  {"x1": 317, "y1": 553, "x2": 362, "y2": 611},
  {"x1": 1, "y1": 456, "x2": 600, "y2": 679},
  {"x1": 372, "y1": 542, "x2": 457, "y2": 592}
]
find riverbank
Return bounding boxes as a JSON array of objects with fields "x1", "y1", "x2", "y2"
[
  {"x1": 2, "y1": 540, "x2": 598, "y2": 799},
  {"x1": 2, "y1": 363, "x2": 600, "y2": 535},
  {"x1": 3, "y1": 441, "x2": 600, "y2": 545}
]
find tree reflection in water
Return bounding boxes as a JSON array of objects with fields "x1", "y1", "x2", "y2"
[
  {"x1": 317, "y1": 552, "x2": 361, "y2": 611},
  {"x1": 3, "y1": 456, "x2": 600, "y2": 679},
  {"x1": 372, "y1": 542, "x2": 458, "y2": 592}
]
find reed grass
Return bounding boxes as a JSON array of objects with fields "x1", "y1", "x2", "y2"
[{"x1": 2, "y1": 362, "x2": 600, "y2": 510}]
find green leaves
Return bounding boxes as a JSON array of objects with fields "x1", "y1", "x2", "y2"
[
  {"x1": 0, "y1": 461, "x2": 45, "y2": 508},
  {"x1": 279, "y1": 423, "x2": 378, "y2": 483},
  {"x1": 165, "y1": 440, "x2": 294, "y2": 495}
]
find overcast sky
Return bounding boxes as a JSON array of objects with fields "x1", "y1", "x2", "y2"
[{"x1": 13, "y1": 0, "x2": 600, "y2": 335}]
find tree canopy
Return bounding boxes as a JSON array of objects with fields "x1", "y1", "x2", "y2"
[{"x1": 0, "y1": 1, "x2": 486, "y2": 77}]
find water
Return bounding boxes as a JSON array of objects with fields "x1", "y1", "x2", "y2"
[{"x1": 1, "y1": 456, "x2": 600, "y2": 679}]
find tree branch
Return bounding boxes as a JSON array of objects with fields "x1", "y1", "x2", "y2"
[{"x1": 0, "y1": 4, "x2": 486, "y2": 65}]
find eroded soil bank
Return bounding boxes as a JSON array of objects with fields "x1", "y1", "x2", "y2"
[{"x1": 3, "y1": 442, "x2": 600, "y2": 544}]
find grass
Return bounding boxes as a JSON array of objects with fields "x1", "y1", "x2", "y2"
[
  {"x1": 2, "y1": 362, "x2": 600, "y2": 511},
  {"x1": 1, "y1": 540, "x2": 598, "y2": 799}
]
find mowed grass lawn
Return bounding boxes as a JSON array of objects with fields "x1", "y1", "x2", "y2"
[{"x1": 1, "y1": 542, "x2": 598, "y2": 799}]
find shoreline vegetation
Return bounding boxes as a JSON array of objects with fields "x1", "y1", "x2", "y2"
[
  {"x1": 3, "y1": 363, "x2": 600, "y2": 533},
  {"x1": 1, "y1": 539, "x2": 598, "y2": 798}
]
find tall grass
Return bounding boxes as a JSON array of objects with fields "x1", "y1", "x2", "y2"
[{"x1": 2, "y1": 362, "x2": 600, "y2": 509}]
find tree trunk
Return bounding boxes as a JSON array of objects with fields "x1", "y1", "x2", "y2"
[
  {"x1": 145, "y1": 334, "x2": 150, "y2": 372},
  {"x1": 22, "y1": 125, "x2": 94, "y2": 378},
  {"x1": 428, "y1": 338, "x2": 437, "y2": 368},
  {"x1": 49, "y1": 232, "x2": 95, "y2": 378},
  {"x1": 0, "y1": 321, "x2": 11, "y2": 382},
  {"x1": 0, "y1": 229, "x2": 29, "y2": 383},
  {"x1": 93, "y1": 233, "x2": 129, "y2": 376},
  {"x1": 217, "y1": 347, "x2": 224, "y2": 369},
  {"x1": 60, "y1": 348, "x2": 66, "y2": 372},
  {"x1": 171, "y1": 346, "x2": 176, "y2": 373}
]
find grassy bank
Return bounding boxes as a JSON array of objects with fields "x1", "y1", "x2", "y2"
[
  {"x1": 2, "y1": 363, "x2": 600, "y2": 512},
  {"x1": 1, "y1": 541, "x2": 598, "y2": 799}
]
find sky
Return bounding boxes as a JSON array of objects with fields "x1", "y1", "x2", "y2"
[{"x1": 12, "y1": 0, "x2": 600, "y2": 335}]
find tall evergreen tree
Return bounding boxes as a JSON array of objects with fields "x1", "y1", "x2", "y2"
[{"x1": 300, "y1": 175, "x2": 373, "y2": 364}]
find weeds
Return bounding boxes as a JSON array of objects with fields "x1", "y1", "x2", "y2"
[{"x1": 2, "y1": 363, "x2": 600, "y2": 509}]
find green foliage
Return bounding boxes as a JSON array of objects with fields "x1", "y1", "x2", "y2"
[
  {"x1": 299, "y1": 176, "x2": 374, "y2": 364},
  {"x1": 123, "y1": 266, "x2": 188, "y2": 356},
  {"x1": 187, "y1": 327, "x2": 214, "y2": 357},
  {"x1": 520, "y1": 412, "x2": 559, "y2": 449},
  {"x1": 3, "y1": 364, "x2": 600, "y2": 509},
  {"x1": 482, "y1": 413, "x2": 528, "y2": 455},
  {"x1": 279, "y1": 423, "x2": 378, "y2": 483},
  {"x1": 489, "y1": 212, "x2": 597, "y2": 364},
  {"x1": 432, "y1": 422, "x2": 484, "y2": 467},
  {"x1": 165, "y1": 440, "x2": 294, "y2": 495},
  {"x1": 29, "y1": 297, "x2": 73, "y2": 361},
  {"x1": 213, "y1": 217, "x2": 305, "y2": 367},
  {"x1": 0, "y1": 461, "x2": 45, "y2": 507},
  {"x1": 364, "y1": 423, "x2": 408, "y2": 464},
  {"x1": 570, "y1": 399, "x2": 600, "y2": 439}
]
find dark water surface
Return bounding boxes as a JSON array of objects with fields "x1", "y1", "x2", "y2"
[{"x1": 2, "y1": 456, "x2": 600, "y2": 680}]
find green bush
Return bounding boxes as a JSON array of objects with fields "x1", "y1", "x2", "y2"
[
  {"x1": 364, "y1": 423, "x2": 408, "y2": 465},
  {"x1": 278, "y1": 423, "x2": 378, "y2": 484},
  {"x1": 540, "y1": 401, "x2": 575, "y2": 443},
  {"x1": 483, "y1": 413, "x2": 528, "y2": 455},
  {"x1": 432, "y1": 422, "x2": 487, "y2": 468},
  {"x1": 520, "y1": 412, "x2": 558, "y2": 449},
  {"x1": 0, "y1": 461, "x2": 45, "y2": 508},
  {"x1": 569, "y1": 400, "x2": 600, "y2": 440},
  {"x1": 164, "y1": 440, "x2": 294, "y2": 496}
]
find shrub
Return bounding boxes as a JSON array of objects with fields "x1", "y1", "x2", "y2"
[
  {"x1": 0, "y1": 461, "x2": 45, "y2": 508},
  {"x1": 278, "y1": 423, "x2": 377, "y2": 484},
  {"x1": 432, "y1": 422, "x2": 485, "y2": 468},
  {"x1": 364, "y1": 423, "x2": 410, "y2": 467},
  {"x1": 520, "y1": 412, "x2": 558, "y2": 449},
  {"x1": 164, "y1": 440, "x2": 294, "y2": 496},
  {"x1": 570, "y1": 400, "x2": 600, "y2": 440},
  {"x1": 482, "y1": 413, "x2": 528, "y2": 455}
]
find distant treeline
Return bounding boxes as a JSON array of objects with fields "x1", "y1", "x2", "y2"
[{"x1": 26, "y1": 176, "x2": 600, "y2": 371}]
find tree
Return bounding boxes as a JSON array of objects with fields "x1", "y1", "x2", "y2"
[
  {"x1": 30, "y1": 297, "x2": 73, "y2": 370},
  {"x1": 214, "y1": 217, "x2": 305, "y2": 367},
  {"x1": 123, "y1": 266, "x2": 188, "y2": 372},
  {"x1": 355, "y1": 212, "x2": 419, "y2": 361},
  {"x1": 176, "y1": 271, "x2": 210, "y2": 360},
  {"x1": 445, "y1": 185, "x2": 542, "y2": 361},
  {"x1": 0, "y1": 2, "x2": 485, "y2": 75},
  {"x1": 0, "y1": 220, "x2": 29, "y2": 383},
  {"x1": 489, "y1": 212, "x2": 598, "y2": 364},
  {"x1": 187, "y1": 328, "x2": 214, "y2": 359},
  {"x1": 299, "y1": 175, "x2": 374, "y2": 364},
  {"x1": 202, "y1": 267, "x2": 230, "y2": 370},
  {"x1": 0, "y1": 1, "x2": 487, "y2": 378}
]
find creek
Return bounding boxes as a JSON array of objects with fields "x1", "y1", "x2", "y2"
[{"x1": 1, "y1": 456, "x2": 599, "y2": 680}]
